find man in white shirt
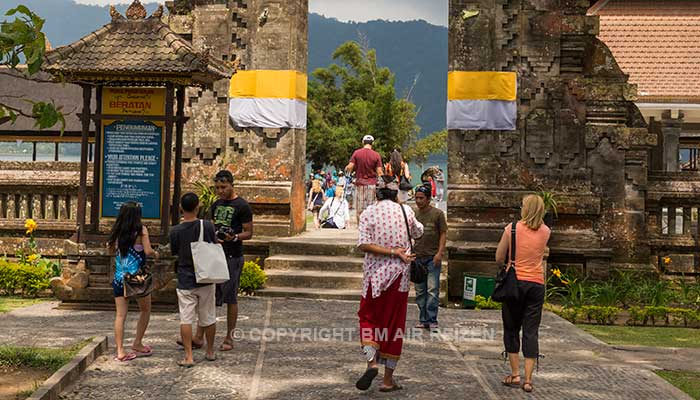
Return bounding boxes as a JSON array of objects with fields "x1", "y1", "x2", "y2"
[{"x1": 319, "y1": 185, "x2": 350, "y2": 229}]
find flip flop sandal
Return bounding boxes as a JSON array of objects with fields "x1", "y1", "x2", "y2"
[
  {"x1": 414, "y1": 323, "x2": 428, "y2": 329},
  {"x1": 355, "y1": 367, "x2": 378, "y2": 391},
  {"x1": 114, "y1": 352, "x2": 137, "y2": 362},
  {"x1": 177, "y1": 360, "x2": 195, "y2": 368},
  {"x1": 379, "y1": 382, "x2": 403, "y2": 392},
  {"x1": 502, "y1": 375, "x2": 521, "y2": 388},
  {"x1": 132, "y1": 345, "x2": 153, "y2": 358},
  {"x1": 522, "y1": 382, "x2": 534, "y2": 393},
  {"x1": 219, "y1": 341, "x2": 234, "y2": 352},
  {"x1": 176, "y1": 339, "x2": 203, "y2": 349},
  {"x1": 205, "y1": 354, "x2": 217, "y2": 362}
]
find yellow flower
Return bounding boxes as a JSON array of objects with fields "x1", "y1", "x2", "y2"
[
  {"x1": 25, "y1": 219, "x2": 37, "y2": 234},
  {"x1": 552, "y1": 268, "x2": 562, "y2": 278},
  {"x1": 27, "y1": 254, "x2": 39, "y2": 262},
  {"x1": 663, "y1": 256, "x2": 672, "y2": 265},
  {"x1": 561, "y1": 279, "x2": 570, "y2": 285}
]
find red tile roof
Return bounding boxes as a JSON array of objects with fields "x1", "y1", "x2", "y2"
[{"x1": 590, "y1": 0, "x2": 700, "y2": 102}]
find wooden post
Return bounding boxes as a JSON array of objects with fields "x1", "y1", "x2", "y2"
[
  {"x1": 90, "y1": 85, "x2": 103, "y2": 233},
  {"x1": 76, "y1": 84, "x2": 92, "y2": 242},
  {"x1": 172, "y1": 85, "x2": 185, "y2": 226},
  {"x1": 160, "y1": 83, "x2": 175, "y2": 241}
]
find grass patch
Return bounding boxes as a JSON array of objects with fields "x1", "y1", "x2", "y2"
[
  {"x1": 578, "y1": 325, "x2": 700, "y2": 348},
  {"x1": 0, "y1": 339, "x2": 91, "y2": 373},
  {"x1": 656, "y1": 370, "x2": 700, "y2": 399},
  {"x1": 0, "y1": 296, "x2": 50, "y2": 313}
]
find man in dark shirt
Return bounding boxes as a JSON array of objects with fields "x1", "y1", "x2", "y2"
[
  {"x1": 413, "y1": 184, "x2": 447, "y2": 329},
  {"x1": 170, "y1": 193, "x2": 217, "y2": 366},
  {"x1": 195, "y1": 170, "x2": 253, "y2": 352},
  {"x1": 345, "y1": 135, "x2": 383, "y2": 225}
]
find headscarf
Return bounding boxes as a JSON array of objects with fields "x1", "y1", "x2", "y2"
[
  {"x1": 415, "y1": 183, "x2": 432, "y2": 199},
  {"x1": 376, "y1": 176, "x2": 399, "y2": 192}
]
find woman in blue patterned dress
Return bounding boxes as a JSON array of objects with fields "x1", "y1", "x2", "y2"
[{"x1": 108, "y1": 202, "x2": 158, "y2": 362}]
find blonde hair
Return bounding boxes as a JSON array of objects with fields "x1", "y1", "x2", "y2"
[
  {"x1": 335, "y1": 185, "x2": 345, "y2": 197},
  {"x1": 312, "y1": 179, "x2": 322, "y2": 193},
  {"x1": 521, "y1": 194, "x2": 545, "y2": 230}
]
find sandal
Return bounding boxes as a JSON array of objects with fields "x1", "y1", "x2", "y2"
[
  {"x1": 132, "y1": 345, "x2": 153, "y2": 358},
  {"x1": 177, "y1": 360, "x2": 195, "y2": 368},
  {"x1": 415, "y1": 323, "x2": 428, "y2": 329},
  {"x1": 219, "y1": 341, "x2": 234, "y2": 352},
  {"x1": 205, "y1": 353, "x2": 217, "y2": 362},
  {"x1": 176, "y1": 339, "x2": 202, "y2": 349},
  {"x1": 378, "y1": 381, "x2": 403, "y2": 392},
  {"x1": 502, "y1": 375, "x2": 521, "y2": 387},
  {"x1": 355, "y1": 367, "x2": 378, "y2": 391},
  {"x1": 114, "y1": 352, "x2": 137, "y2": 362},
  {"x1": 522, "y1": 381, "x2": 534, "y2": 393}
]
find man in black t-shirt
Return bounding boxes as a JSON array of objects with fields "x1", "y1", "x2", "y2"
[
  {"x1": 170, "y1": 193, "x2": 217, "y2": 366},
  {"x1": 195, "y1": 170, "x2": 253, "y2": 352}
]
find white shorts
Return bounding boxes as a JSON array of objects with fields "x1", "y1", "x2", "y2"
[{"x1": 177, "y1": 285, "x2": 216, "y2": 327}]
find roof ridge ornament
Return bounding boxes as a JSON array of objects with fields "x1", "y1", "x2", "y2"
[
  {"x1": 125, "y1": 0, "x2": 147, "y2": 20},
  {"x1": 151, "y1": 4, "x2": 164, "y2": 19},
  {"x1": 109, "y1": 5, "x2": 124, "y2": 21}
]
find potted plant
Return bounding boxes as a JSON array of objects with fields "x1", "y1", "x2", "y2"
[{"x1": 536, "y1": 189, "x2": 558, "y2": 228}]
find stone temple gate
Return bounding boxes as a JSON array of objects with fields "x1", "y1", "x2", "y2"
[{"x1": 1, "y1": 0, "x2": 698, "y2": 304}]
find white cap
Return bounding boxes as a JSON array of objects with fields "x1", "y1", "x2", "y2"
[{"x1": 363, "y1": 135, "x2": 374, "y2": 142}]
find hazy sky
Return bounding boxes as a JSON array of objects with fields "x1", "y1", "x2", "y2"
[{"x1": 72, "y1": 0, "x2": 448, "y2": 26}]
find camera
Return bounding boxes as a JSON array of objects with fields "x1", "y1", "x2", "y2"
[{"x1": 216, "y1": 226, "x2": 235, "y2": 240}]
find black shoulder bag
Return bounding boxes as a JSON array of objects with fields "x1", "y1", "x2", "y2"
[
  {"x1": 492, "y1": 220, "x2": 519, "y2": 303},
  {"x1": 400, "y1": 204, "x2": 427, "y2": 284}
]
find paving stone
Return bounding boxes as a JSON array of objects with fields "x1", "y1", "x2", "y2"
[{"x1": 0, "y1": 298, "x2": 693, "y2": 399}]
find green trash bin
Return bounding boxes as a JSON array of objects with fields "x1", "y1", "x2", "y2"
[{"x1": 463, "y1": 273, "x2": 496, "y2": 309}]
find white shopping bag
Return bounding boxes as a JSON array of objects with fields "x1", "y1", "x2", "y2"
[{"x1": 190, "y1": 219, "x2": 230, "y2": 284}]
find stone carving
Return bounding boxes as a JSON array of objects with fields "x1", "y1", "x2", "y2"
[
  {"x1": 525, "y1": 109, "x2": 554, "y2": 164},
  {"x1": 126, "y1": 0, "x2": 147, "y2": 20}
]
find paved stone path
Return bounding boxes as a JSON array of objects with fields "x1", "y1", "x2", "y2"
[{"x1": 0, "y1": 298, "x2": 693, "y2": 399}]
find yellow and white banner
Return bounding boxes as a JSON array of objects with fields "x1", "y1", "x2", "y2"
[
  {"x1": 229, "y1": 70, "x2": 307, "y2": 129},
  {"x1": 447, "y1": 71, "x2": 517, "y2": 130}
]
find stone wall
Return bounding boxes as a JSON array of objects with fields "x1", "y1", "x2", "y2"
[
  {"x1": 165, "y1": 0, "x2": 308, "y2": 237},
  {"x1": 446, "y1": 0, "x2": 655, "y2": 296}
]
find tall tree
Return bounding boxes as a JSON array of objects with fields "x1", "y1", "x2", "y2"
[
  {"x1": 0, "y1": 5, "x2": 64, "y2": 130},
  {"x1": 404, "y1": 129, "x2": 447, "y2": 171},
  {"x1": 307, "y1": 41, "x2": 420, "y2": 169}
]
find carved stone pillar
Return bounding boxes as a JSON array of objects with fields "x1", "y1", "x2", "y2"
[
  {"x1": 661, "y1": 110, "x2": 683, "y2": 172},
  {"x1": 446, "y1": 0, "x2": 653, "y2": 288}
]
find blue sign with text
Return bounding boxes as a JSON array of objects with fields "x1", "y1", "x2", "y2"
[{"x1": 101, "y1": 120, "x2": 162, "y2": 219}]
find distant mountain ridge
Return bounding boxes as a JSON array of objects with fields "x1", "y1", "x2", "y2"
[{"x1": 0, "y1": 1, "x2": 448, "y2": 136}]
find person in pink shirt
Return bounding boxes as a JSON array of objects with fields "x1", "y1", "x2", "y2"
[
  {"x1": 495, "y1": 194, "x2": 551, "y2": 393},
  {"x1": 355, "y1": 176, "x2": 423, "y2": 393}
]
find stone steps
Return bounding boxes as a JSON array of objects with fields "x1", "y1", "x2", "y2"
[
  {"x1": 264, "y1": 254, "x2": 363, "y2": 272},
  {"x1": 256, "y1": 286, "x2": 423, "y2": 302},
  {"x1": 265, "y1": 270, "x2": 362, "y2": 289},
  {"x1": 269, "y1": 239, "x2": 360, "y2": 257}
]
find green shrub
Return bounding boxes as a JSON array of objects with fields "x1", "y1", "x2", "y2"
[
  {"x1": 0, "y1": 260, "x2": 51, "y2": 297},
  {"x1": 645, "y1": 306, "x2": 670, "y2": 326},
  {"x1": 636, "y1": 278, "x2": 677, "y2": 307},
  {"x1": 579, "y1": 305, "x2": 621, "y2": 325},
  {"x1": 474, "y1": 295, "x2": 501, "y2": 310},
  {"x1": 557, "y1": 307, "x2": 579, "y2": 323},
  {"x1": 589, "y1": 281, "x2": 623, "y2": 307},
  {"x1": 239, "y1": 259, "x2": 266, "y2": 295},
  {"x1": 627, "y1": 306, "x2": 645, "y2": 326}
]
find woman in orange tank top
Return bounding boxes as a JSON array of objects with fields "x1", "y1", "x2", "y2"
[{"x1": 495, "y1": 194, "x2": 551, "y2": 393}]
